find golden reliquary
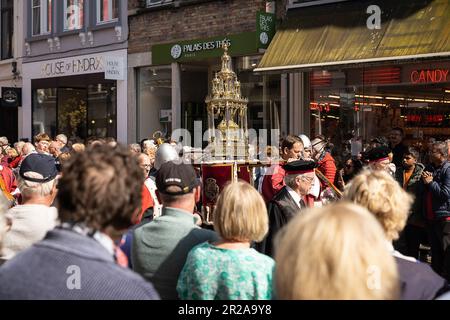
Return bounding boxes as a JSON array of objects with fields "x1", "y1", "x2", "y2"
[{"x1": 204, "y1": 44, "x2": 249, "y2": 160}]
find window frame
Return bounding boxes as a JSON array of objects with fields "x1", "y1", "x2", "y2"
[
  {"x1": 146, "y1": 0, "x2": 173, "y2": 8},
  {"x1": 96, "y1": 0, "x2": 119, "y2": 25},
  {"x1": 31, "y1": 0, "x2": 52, "y2": 37},
  {"x1": 1, "y1": 0, "x2": 14, "y2": 60}
]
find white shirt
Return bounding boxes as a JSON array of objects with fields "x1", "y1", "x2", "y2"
[{"x1": 285, "y1": 186, "x2": 303, "y2": 208}]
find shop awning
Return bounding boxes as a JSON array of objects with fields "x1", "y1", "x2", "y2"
[{"x1": 255, "y1": 0, "x2": 450, "y2": 72}]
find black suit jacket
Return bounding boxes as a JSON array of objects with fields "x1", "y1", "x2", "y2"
[{"x1": 255, "y1": 187, "x2": 305, "y2": 257}]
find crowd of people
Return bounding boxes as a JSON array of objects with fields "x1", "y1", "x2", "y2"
[{"x1": 0, "y1": 128, "x2": 449, "y2": 300}]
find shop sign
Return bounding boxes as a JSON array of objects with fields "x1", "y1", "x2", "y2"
[
  {"x1": 152, "y1": 32, "x2": 258, "y2": 65},
  {"x1": 41, "y1": 57, "x2": 104, "y2": 77},
  {"x1": 152, "y1": 12, "x2": 276, "y2": 65},
  {"x1": 105, "y1": 57, "x2": 125, "y2": 80},
  {"x1": 257, "y1": 11, "x2": 276, "y2": 49},
  {"x1": 1, "y1": 87, "x2": 22, "y2": 108},
  {"x1": 410, "y1": 68, "x2": 449, "y2": 84}
]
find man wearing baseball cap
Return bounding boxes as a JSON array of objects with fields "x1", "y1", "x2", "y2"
[
  {"x1": 0, "y1": 153, "x2": 59, "y2": 262},
  {"x1": 132, "y1": 161, "x2": 218, "y2": 300}
]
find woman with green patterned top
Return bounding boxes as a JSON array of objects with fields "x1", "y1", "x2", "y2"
[{"x1": 177, "y1": 181, "x2": 274, "y2": 300}]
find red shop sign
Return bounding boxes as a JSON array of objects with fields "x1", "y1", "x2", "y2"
[{"x1": 410, "y1": 69, "x2": 449, "y2": 84}]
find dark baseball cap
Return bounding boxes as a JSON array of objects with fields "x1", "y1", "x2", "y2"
[
  {"x1": 19, "y1": 153, "x2": 58, "y2": 183},
  {"x1": 156, "y1": 161, "x2": 200, "y2": 195}
]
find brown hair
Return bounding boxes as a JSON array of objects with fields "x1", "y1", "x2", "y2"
[
  {"x1": 281, "y1": 135, "x2": 303, "y2": 152},
  {"x1": 34, "y1": 133, "x2": 51, "y2": 143},
  {"x1": 57, "y1": 144, "x2": 144, "y2": 230}
]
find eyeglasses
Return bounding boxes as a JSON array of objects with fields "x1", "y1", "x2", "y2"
[
  {"x1": 302, "y1": 176, "x2": 314, "y2": 184},
  {"x1": 141, "y1": 164, "x2": 151, "y2": 169}
]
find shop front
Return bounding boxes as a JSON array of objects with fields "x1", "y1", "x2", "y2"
[
  {"x1": 131, "y1": 11, "x2": 282, "y2": 145},
  {"x1": 255, "y1": 0, "x2": 450, "y2": 148},
  {"x1": 22, "y1": 50, "x2": 127, "y2": 143}
]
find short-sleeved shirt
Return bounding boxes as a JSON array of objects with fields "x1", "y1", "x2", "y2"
[{"x1": 177, "y1": 242, "x2": 275, "y2": 300}]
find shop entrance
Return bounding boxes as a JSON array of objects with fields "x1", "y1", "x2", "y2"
[{"x1": 0, "y1": 107, "x2": 18, "y2": 143}]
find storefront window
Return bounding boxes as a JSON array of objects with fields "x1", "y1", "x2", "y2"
[
  {"x1": 33, "y1": 88, "x2": 57, "y2": 136},
  {"x1": 237, "y1": 56, "x2": 281, "y2": 135},
  {"x1": 308, "y1": 61, "x2": 450, "y2": 158},
  {"x1": 87, "y1": 83, "x2": 117, "y2": 138},
  {"x1": 57, "y1": 88, "x2": 87, "y2": 141},
  {"x1": 32, "y1": 76, "x2": 117, "y2": 141},
  {"x1": 137, "y1": 67, "x2": 171, "y2": 141}
]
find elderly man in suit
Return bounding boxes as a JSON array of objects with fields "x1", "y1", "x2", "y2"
[{"x1": 257, "y1": 160, "x2": 316, "y2": 257}]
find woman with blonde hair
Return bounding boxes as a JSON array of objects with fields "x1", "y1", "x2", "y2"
[
  {"x1": 344, "y1": 170, "x2": 449, "y2": 299},
  {"x1": 177, "y1": 181, "x2": 274, "y2": 300},
  {"x1": 275, "y1": 202, "x2": 399, "y2": 300}
]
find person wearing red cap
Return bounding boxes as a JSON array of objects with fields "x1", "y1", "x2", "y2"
[{"x1": 256, "y1": 160, "x2": 316, "y2": 257}]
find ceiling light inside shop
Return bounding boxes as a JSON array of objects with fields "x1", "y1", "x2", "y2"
[
  {"x1": 328, "y1": 95, "x2": 340, "y2": 99},
  {"x1": 385, "y1": 96, "x2": 404, "y2": 100}
]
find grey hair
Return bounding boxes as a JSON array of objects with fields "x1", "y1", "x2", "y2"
[
  {"x1": 433, "y1": 142, "x2": 449, "y2": 159},
  {"x1": 56, "y1": 134, "x2": 67, "y2": 145},
  {"x1": 18, "y1": 172, "x2": 56, "y2": 198},
  {"x1": 0, "y1": 136, "x2": 8, "y2": 146},
  {"x1": 284, "y1": 174, "x2": 299, "y2": 189},
  {"x1": 22, "y1": 142, "x2": 36, "y2": 156}
]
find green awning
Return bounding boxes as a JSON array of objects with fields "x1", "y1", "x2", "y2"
[{"x1": 255, "y1": 0, "x2": 450, "y2": 72}]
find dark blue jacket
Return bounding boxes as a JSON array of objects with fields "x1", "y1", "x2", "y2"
[
  {"x1": 395, "y1": 255, "x2": 449, "y2": 300},
  {"x1": 0, "y1": 228, "x2": 160, "y2": 300},
  {"x1": 426, "y1": 161, "x2": 450, "y2": 219}
]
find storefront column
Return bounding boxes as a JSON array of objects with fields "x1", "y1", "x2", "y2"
[
  {"x1": 281, "y1": 73, "x2": 288, "y2": 136},
  {"x1": 21, "y1": 74, "x2": 32, "y2": 141},
  {"x1": 171, "y1": 62, "x2": 181, "y2": 132},
  {"x1": 289, "y1": 72, "x2": 310, "y2": 136},
  {"x1": 117, "y1": 77, "x2": 128, "y2": 144}
]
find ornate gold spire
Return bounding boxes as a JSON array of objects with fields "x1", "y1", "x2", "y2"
[{"x1": 205, "y1": 44, "x2": 249, "y2": 159}]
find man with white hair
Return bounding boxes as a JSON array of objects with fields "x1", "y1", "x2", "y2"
[
  {"x1": 21, "y1": 142, "x2": 36, "y2": 158},
  {"x1": 257, "y1": 160, "x2": 316, "y2": 257},
  {"x1": 55, "y1": 134, "x2": 70, "y2": 153},
  {"x1": 0, "y1": 153, "x2": 58, "y2": 262},
  {"x1": 137, "y1": 153, "x2": 162, "y2": 221},
  {"x1": 0, "y1": 137, "x2": 8, "y2": 152}
]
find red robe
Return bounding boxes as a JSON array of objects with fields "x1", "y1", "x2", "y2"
[
  {"x1": 261, "y1": 164, "x2": 286, "y2": 203},
  {"x1": 0, "y1": 165, "x2": 17, "y2": 193}
]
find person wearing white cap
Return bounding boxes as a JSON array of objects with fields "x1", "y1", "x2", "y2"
[{"x1": 298, "y1": 134, "x2": 313, "y2": 160}]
